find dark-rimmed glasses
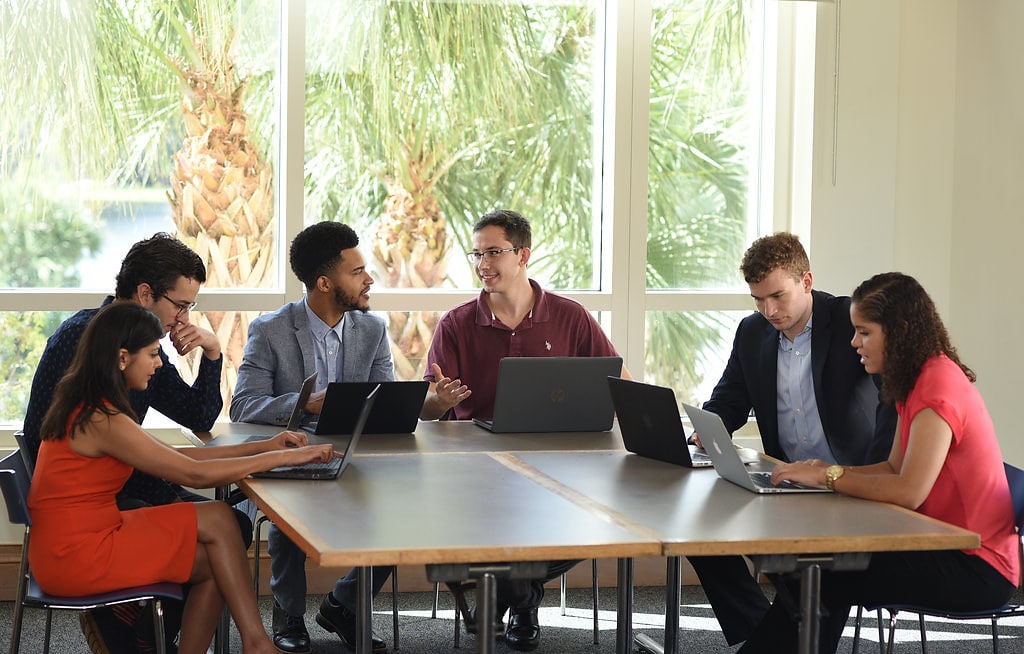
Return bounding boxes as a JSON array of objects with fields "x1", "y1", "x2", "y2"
[{"x1": 157, "y1": 294, "x2": 197, "y2": 318}]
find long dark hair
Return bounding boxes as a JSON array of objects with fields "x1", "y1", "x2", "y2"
[
  {"x1": 851, "y1": 272, "x2": 974, "y2": 404},
  {"x1": 40, "y1": 303, "x2": 164, "y2": 440}
]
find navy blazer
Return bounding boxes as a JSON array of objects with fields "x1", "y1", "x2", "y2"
[
  {"x1": 702, "y1": 289, "x2": 896, "y2": 465},
  {"x1": 230, "y1": 299, "x2": 395, "y2": 425}
]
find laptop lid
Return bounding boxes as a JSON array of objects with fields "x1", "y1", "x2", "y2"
[
  {"x1": 312, "y1": 381, "x2": 428, "y2": 434},
  {"x1": 285, "y1": 372, "x2": 318, "y2": 431},
  {"x1": 252, "y1": 384, "x2": 379, "y2": 480},
  {"x1": 681, "y1": 403, "x2": 829, "y2": 494},
  {"x1": 474, "y1": 356, "x2": 622, "y2": 433},
  {"x1": 607, "y1": 377, "x2": 712, "y2": 468}
]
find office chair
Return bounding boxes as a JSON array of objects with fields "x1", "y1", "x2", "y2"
[
  {"x1": 252, "y1": 513, "x2": 402, "y2": 649},
  {"x1": 852, "y1": 462, "x2": 1024, "y2": 654},
  {"x1": 1, "y1": 449, "x2": 183, "y2": 654}
]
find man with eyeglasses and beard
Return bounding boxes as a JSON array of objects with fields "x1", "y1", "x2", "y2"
[
  {"x1": 232, "y1": 220, "x2": 468, "y2": 654},
  {"x1": 22, "y1": 231, "x2": 241, "y2": 653},
  {"x1": 420, "y1": 209, "x2": 629, "y2": 651}
]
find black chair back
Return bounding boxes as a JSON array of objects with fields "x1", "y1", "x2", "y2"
[
  {"x1": 0, "y1": 449, "x2": 31, "y2": 526},
  {"x1": 1004, "y1": 462, "x2": 1024, "y2": 532}
]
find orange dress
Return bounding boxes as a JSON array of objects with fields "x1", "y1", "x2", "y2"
[{"x1": 27, "y1": 436, "x2": 198, "y2": 596}]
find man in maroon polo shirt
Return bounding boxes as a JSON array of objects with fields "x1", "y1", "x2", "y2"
[{"x1": 422, "y1": 209, "x2": 628, "y2": 651}]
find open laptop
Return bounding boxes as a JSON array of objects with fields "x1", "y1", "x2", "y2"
[
  {"x1": 307, "y1": 381, "x2": 427, "y2": 435},
  {"x1": 473, "y1": 356, "x2": 623, "y2": 433},
  {"x1": 252, "y1": 384, "x2": 380, "y2": 480},
  {"x1": 681, "y1": 402, "x2": 830, "y2": 494},
  {"x1": 607, "y1": 377, "x2": 712, "y2": 467}
]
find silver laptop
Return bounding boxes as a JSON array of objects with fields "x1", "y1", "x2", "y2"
[
  {"x1": 252, "y1": 384, "x2": 379, "y2": 480},
  {"x1": 681, "y1": 403, "x2": 830, "y2": 494},
  {"x1": 474, "y1": 356, "x2": 623, "y2": 433},
  {"x1": 608, "y1": 377, "x2": 712, "y2": 467}
]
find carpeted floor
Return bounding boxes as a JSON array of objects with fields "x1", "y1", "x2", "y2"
[{"x1": 2, "y1": 585, "x2": 1022, "y2": 653}]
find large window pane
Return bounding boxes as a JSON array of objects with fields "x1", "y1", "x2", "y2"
[
  {"x1": 647, "y1": 0, "x2": 762, "y2": 292},
  {"x1": 1, "y1": 1, "x2": 280, "y2": 292},
  {"x1": 304, "y1": 0, "x2": 602, "y2": 293}
]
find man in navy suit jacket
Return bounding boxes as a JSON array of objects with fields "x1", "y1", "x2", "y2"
[
  {"x1": 691, "y1": 233, "x2": 897, "y2": 646},
  {"x1": 231, "y1": 222, "x2": 396, "y2": 653}
]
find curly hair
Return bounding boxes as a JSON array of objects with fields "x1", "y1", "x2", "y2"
[
  {"x1": 474, "y1": 209, "x2": 532, "y2": 249},
  {"x1": 740, "y1": 232, "x2": 809, "y2": 284},
  {"x1": 40, "y1": 303, "x2": 164, "y2": 441},
  {"x1": 289, "y1": 221, "x2": 360, "y2": 289},
  {"x1": 851, "y1": 272, "x2": 974, "y2": 404}
]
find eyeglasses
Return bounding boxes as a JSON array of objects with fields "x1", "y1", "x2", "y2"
[
  {"x1": 465, "y1": 247, "x2": 519, "y2": 264},
  {"x1": 157, "y1": 294, "x2": 197, "y2": 317}
]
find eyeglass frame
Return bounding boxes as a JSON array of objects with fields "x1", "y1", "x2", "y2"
[
  {"x1": 156, "y1": 294, "x2": 198, "y2": 317},
  {"x1": 465, "y1": 247, "x2": 521, "y2": 264}
]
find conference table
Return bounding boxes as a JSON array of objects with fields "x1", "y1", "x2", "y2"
[{"x1": 202, "y1": 420, "x2": 979, "y2": 654}]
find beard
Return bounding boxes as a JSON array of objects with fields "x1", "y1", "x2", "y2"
[{"x1": 334, "y1": 287, "x2": 369, "y2": 313}]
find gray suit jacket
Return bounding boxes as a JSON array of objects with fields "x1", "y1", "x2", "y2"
[{"x1": 229, "y1": 299, "x2": 395, "y2": 425}]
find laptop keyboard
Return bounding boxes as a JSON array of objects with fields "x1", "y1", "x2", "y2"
[
  {"x1": 749, "y1": 470, "x2": 809, "y2": 490},
  {"x1": 749, "y1": 471, "x2": 776, "y2": 488}
]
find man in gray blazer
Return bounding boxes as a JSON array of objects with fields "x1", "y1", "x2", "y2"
[{"x1": 231, "y1": 221, "x2": 394, "y2": 653}]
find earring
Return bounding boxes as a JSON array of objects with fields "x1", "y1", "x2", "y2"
[{"x1": 119, "y1": 363, "x2": 126, "y2": 371}]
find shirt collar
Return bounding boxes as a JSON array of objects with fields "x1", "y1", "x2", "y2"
[
  {"x1": 474, "y1": 278, "x2": 548, "y2": 326},
  {"x1": 303, "y1": 297, "x2": 345, "y2": 341}
]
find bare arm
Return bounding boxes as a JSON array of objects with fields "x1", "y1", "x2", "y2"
[
  {"x1": 772, "y1": 410, "x2": 952, "y2": 509},
  {"x1": 178, "y1": 430, "x2": 310, "y2": 461},
  {"x1": 72, "y1": 412, "x2": 336, "y2": 489}
]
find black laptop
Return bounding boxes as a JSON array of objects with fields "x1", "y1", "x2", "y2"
[
  {"x1": 607, "y1": 377, "x2": 713, "y2": 468},
  {"x1": 473, "y1": 356, "x2": 623, "y2": 433},
  {"x1": 252, "y1": 384, "x2": 380, "y2": 480},
  {"x1": 306, "y1": 380, "x2": 427, "y2": 435}
]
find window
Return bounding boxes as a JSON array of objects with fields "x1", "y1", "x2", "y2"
[{"x1": 0, "y1": 0, "x2": 812, "y2": 425}]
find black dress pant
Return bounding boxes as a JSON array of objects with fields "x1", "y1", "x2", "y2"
[
  {"x1": 688, "y1": 555, "x2": 772, "y2": 645},
  {"x1": 737, "y1": 550, "x2": 1015, "y2": 654}
]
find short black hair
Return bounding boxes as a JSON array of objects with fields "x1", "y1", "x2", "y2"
[
  {"x1": 474, "y1": 210, "x2": 532, "y2": 249},
  {"x1": 114, "y1": 233, "x2": 206, "y2": 299},
  {"x1": 289, "y1": 221, "x2": 360, "y2": 289}
]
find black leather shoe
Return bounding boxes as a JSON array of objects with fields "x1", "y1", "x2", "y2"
[
  {"x1": 464, "y1": 605, "x2": 507, "y2": 636},
  {"x1": 272, "y1": 602, "x2": 310, "y2": 653},
  {"x1": 505, "y1": 608, "x2": 541, "y2": 652},
  {"x1": 315, "y1": 593, "x2": 388, "y2": 653}
]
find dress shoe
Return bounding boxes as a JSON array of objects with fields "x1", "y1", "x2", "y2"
[
  {"x1": 271, "y1": 602, "x2": 310, "y2": 654},
  {"x1": 505, "y1": 608, "x2": 541, "y2": 652},
  {"x1": 464, "y1": 604, "x2": 507, "y2": 636},
  {"x1": 315, "y1": 593, "x2": 388, "y2": 653}
]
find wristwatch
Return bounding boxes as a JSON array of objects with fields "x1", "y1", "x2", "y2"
[{"x1": 824, "y1": 465, "x2": 845, "y2": 491}]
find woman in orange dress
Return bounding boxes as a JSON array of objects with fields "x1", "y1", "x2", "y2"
[{"x1": 29, "y1": 302, "x2": 339, "y2": 654}]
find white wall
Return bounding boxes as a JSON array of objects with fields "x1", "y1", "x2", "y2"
[
  {"x1": 949, "y1": 1, "x2": 1024, "y2": 464},
  {"x1": 809, "y1": 0, "x2": 1024, "y2": 463}
]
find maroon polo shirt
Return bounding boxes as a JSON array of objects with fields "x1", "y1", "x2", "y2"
[{"x1": 424, "y1": 279, "x2": 620, "y2": 420}]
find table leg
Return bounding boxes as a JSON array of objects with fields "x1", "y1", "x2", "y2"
[
  {"x1": 356, "y1": 567, "x2": 372, "y2": 654},
  {"x1": 615, "y1": 557, "x2": 634, "y2": 654},
  {"x1": 214, "y1": 484, "x2": 230, "y2": 654},
  {"x1": 476, "y1": 571, "x2": 498, "y2": 654},
  {"x1": 798, "y1": 563, "x2": 821, "y2": 654},
  {"x1": 633, "y1": 556, "x2": 681, "y2": 654}
]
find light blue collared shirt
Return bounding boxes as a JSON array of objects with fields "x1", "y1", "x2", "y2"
[
  {"x1": 303, "y1": 298, "x2": 345, "y2": 393},
  {"x1": 776, "y1": 315, "x2": 834, "y2": 463}
]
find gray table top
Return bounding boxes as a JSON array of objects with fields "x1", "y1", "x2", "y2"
[{"x1": 215, "y1": 420, "x2": 977, "y2": 566}]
